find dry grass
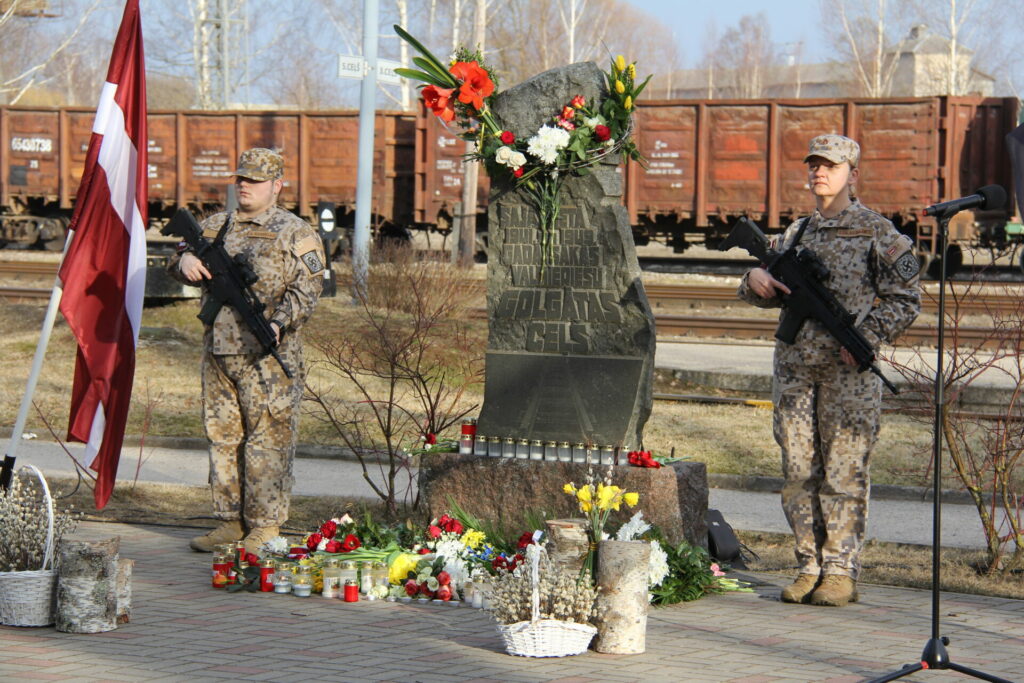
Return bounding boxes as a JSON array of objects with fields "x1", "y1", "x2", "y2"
[{"x1": 739, "y1": 530, "x2": 1024, "y2": 600}]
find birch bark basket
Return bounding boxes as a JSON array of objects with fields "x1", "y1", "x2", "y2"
[
  {"x1": 55, "y1": 536, "x2": 120, "y2": 634},
  {"x1": 593, "y1": 540, "x2": 650, "y2": 654},
  {"x1": 544, "y1": 518, "x2": 589, "y2": 574}
]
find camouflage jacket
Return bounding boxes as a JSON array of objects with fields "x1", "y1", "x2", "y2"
[
  {"x1": 738, "y1": 200, "x2": 921, "y2": 366},
  {"x1": 170, "y1": 206, "x2": 326, "y2": 355}
]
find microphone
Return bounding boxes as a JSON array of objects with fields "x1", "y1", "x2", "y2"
[{"x1": 923, "y1": 185, "x2": 1006, "y2": 217}]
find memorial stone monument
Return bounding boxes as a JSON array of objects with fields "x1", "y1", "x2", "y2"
[{"x1": 476, "y1": 62, "x2": 657, "y2": 449}]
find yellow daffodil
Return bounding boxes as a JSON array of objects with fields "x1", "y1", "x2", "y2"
[
  {"x1": 596, "y1": 484, "x2": 619, "y2": 511},
  {"x1": 563, "y1": 483, "x2": 577, "y2": 495},
  {"x1": 580, "y1": 500, "x2": 593, "y2": 513},
  {"x1": 614, "y1": 79, "x2": 625, "y2": 94},
  {"x1": 624, "y1": 95, "x2": 632, "y2": 111},
  {"x1": 615, "y1": 54, "x2": 626, "y2": 72},
  {"x1": 576, "y1": 485, "x2": 593, "y2": 503},
  {"x1": 461, "y1": 529, "x2": 486, "y2": 549},
  {"x1": 623, "y1": 491, "x2": 640, "y2": 507}
]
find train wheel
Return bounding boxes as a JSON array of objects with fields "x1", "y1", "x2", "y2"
[{"x1": 926, "y1": 244, "x2": 962, "y2": 279}]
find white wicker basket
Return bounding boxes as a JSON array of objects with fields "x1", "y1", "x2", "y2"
[
  {"x1": 495, "y1": 546, "x2": 597, "y2": 657},
  {"x1": 0, "y1": 465, "x2": 57, "y2": 627}
]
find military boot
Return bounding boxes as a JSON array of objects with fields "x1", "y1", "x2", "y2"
[
  {"x1": 780, "y1": 573, "x2": 820, "y2": 604},
  {"x1": 810, "y1": 574, "x2": 858, "y2": 607},
  {"x1": 189, "y1": 520, "x2": 245, "y2": 552},
  {"x1": 243, "y1": 526, "x2": 280, "y2": 555}
]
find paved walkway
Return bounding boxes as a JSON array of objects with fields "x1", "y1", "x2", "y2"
[{"x1": 1, "y1": 521, "x2": 1020, "y2": 682}]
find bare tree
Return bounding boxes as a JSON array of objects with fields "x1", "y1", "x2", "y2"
[
  {"x1": 819, "y1": 0, "x2": 906, "y2": 97},
  {"x1": 0, "y1": 0, "x2": 102, "y2": 105},
  {"x1": 907, "y1": 0, "x2": 1006, "y2": 95},
  {"x1": 703, "y1": 13, "x2": 778, "y2": 99}
]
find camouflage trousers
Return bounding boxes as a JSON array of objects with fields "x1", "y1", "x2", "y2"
[
  {"x1": 773, "y1": 358, "x2": 882, "y2": 579},
  {"x1": 202, "y1": 344, "x2": 302, "y2": 528}
]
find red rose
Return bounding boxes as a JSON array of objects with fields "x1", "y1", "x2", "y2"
[
  {"x1": 419, "y1": 583, "x2": 433, "y2": 597},
  {"x1": 628, "y1": 450, "x2": 661, "y2": 468},
  {"x1": 319, "y1": 520, "x2": 338, "y2": 539},
  {"x1": 424, "y1": 433, "x2": 437, "y2": 445},
  {"x1": 517, "y1": 532, "x2": 535, "y2": 549},
  {"x1": 437, "y1": 571, "x2": 451, "y2": 586},
  {"x1": 594, "y1": 125, "x2": 611, "y2": 142},
  {"x1": 405, "y1": 580, "x2": 419, "y2": 597},
  {"x1": 340, "y1": 534, "x2": 361, "y2": 552},
  {"x1": 561, "y1": 105, "x2": 575, "y2": 120},
  {"x1": 500, "y1": 130, "x2": 515, "y2": 144},
  {"x1": 438, "y1": 514, "x2": 453, "y2": 526},
  {"x1": 448, "y1": 520, "x2": 464, "y2": 535},
  {"x1": 324, "y1": 539, "x2": 343, "y2": 553},
  {"x1": 570, "y1": 94, "x2": 586, "y2": 109},
  {"x1": 436, "y1": 585, "x2": 452, "y2": 601},
  {"x1": 428, "y1": 525, "x2": 442, "y2": 539},
  {"x1": 306, "y1": 533, "x2": 323, "y2": 551},
  {"x1": 418, "y1": 547, "x2": 432, "y2": 555},
  {"x1": 513, "y1": 167, "x2": 524, "y2": 178}
]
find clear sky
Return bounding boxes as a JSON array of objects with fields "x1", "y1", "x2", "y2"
[{"x1": 623, "y1": 0, "x2": 825, "y2": 67}]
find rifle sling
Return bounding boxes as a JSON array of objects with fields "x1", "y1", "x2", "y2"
[{"x1": 214, "y1": 212, "x2": 232, "y2": 247}]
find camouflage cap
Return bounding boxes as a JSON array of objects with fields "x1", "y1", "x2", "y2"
[
  {"x1": 803, "y1": 134, "x2": 860, "y2": 166},
  {"x1": 231, "y1": 147, "x2": 284, "y2": 181}
]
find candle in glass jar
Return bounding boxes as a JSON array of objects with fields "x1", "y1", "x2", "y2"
[
  {"x1": 473, "y1": 434, "x2": 488, "y2": 457},
  {"x1": 212, "y1": 553, "x2": 228, "y2": 588},
  {"x1": 488, "y1": 436, "x2": 502, "y2": 457},
  {"x1": 557, "y1": 441, "x2": 572, "y2": 462},
  {"x1": 501, "y1": 437, "x2": 516, "y2": 458},
  {"x1": 571, "y1": 442, "x2": 586, "y2": 463},
  {"x1": 259, "y1": 559, "x2": 276, "y2": 592},
  {"x1": 529, "y1": 439, "x2": 544, "y2": 461},
  {"x1": 516, "y1": 438, "x2": 530, "y2": 459},
  {"x1": 544, "y1": 441, "x2": 558, "y2": 461},
  {"x1": 344, "y1": 579, "x2": 359, "y2": 602},
  {"x1": 600, "y1": 445, "x2": 615, "y2": 466}
]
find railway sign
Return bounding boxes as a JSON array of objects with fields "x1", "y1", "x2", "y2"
[{"x1": 337, "y1": 55, "x2": 404, "y2": 86}]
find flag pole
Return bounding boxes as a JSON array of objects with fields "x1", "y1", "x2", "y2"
[{"x1": 1, "y1": 232, "x2": 74, "y2": 492}]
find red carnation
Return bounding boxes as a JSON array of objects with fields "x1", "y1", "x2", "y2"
[
  {"x1": 594, "y1": 124, "x2": 611, "y2": 142},
  {"x1": 319, "y1": 520, "x2": 338, "y2": 539},
  {"x1": 428, "y1": 525, "x2": 442, "y2": 539},
  {"x1": 500, "y1": 130, "x2": 515, "y2": 144},
  {"x1": 557, "y1": 118, "x2": 576, "y2": 131},
  {"x1": 324, "y1": 539, "x2": 343, "y2": 553},
  {"x1": 340, "y1": 534, "x2": 361, "y2": 552},
  {"x1": 305, "y1": 533, "x2": 323, "y2": 551},
  {"x1": 517, "y1": 532, "x2": 535, "y2": 549}
]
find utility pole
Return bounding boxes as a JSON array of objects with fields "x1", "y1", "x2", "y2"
[
  {"x1": 194, "y1": 0, "x2": 247, "y2": 109},
  {"x1": 456, "y1": 0, "x2": 485, "y2": 267},
  {"x1": 352, "y1": 0, "x2": 379, "y2": 298}
]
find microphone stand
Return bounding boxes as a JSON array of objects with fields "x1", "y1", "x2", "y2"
[{"x1": 866, "y1": 212, "x2": 1011, "y2": 683}]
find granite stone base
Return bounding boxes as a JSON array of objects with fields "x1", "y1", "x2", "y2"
[{"x1": 418, "y1": 454, "x2": 708, "y2": 548}]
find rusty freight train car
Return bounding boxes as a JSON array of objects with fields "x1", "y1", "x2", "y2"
[
  {"x1": 418, "y1": 94, "x2": 1019, "y2": 272},
  {"x1": 0, "y1": 106, "x2": 415, "y2": 249}
]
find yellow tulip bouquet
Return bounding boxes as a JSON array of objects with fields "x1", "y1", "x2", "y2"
[{"x1": 563, "y1": 471, "x2": 640, "y2": 580}]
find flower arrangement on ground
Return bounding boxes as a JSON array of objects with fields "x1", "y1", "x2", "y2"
[
  {"x1": 562, "y1": 468, "x2": 639, "y2": 579},
  {"x1": 394, "y1": 24, "x2": 651, "y2": 267},
  {"x1": 0, "y1": 471, "x2": 80, "y2": 573}
]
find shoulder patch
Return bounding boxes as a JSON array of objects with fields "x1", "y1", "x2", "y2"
[
  {"x1": 294, "y1": 234, "x2": 326, "y2": 276},
  {"x1": 300, "y1": 250, "x2": 325, "y2": 275},
  {"x1": 837, "y1": 227, "x2": 874, "y2": 238},
  {"x1": 201, "y1": 228, "x2": 220, "y2": 239},
  {"x1": 893, "y1": 251, "x2": 919, "y2": 282}
]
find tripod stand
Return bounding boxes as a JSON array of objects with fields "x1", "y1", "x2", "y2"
[{"x1": 867, "y1": 210, "x2": 1011, "y2": 683}]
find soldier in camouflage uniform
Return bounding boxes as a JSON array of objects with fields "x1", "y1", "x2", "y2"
[
  {"x1": 738, "y1": 135, "x2": 920, "y2": 606},
  {"x1": 171, "y1": 148, "x2": 326, "y2": 554}
]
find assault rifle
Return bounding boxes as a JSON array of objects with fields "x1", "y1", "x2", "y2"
[
  {"x1": 720, "y1": 217, "x2": 898, "y2": 394},
  {"x1": 162, "y1": 207, "x2": 292, "y2": 379}
]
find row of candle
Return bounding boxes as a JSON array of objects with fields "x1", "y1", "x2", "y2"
[{"x1": 459, "y1": 434, "x2": 621, "y2": 465}]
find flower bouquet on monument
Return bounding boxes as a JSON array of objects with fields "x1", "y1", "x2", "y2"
[
  {"x1": 394, "y1": 24, "x2": 651, "y2": 265},
  {"x1": 488, "y1": 543, "x2": 600, "y2": 657},
  {"x1": 562, "y1": 468, "x2": 640, "y2": 579}
]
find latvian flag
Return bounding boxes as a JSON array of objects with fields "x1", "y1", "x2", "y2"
[{"x1": 59, "y1": 0, "x2": 147, "y2": 509}]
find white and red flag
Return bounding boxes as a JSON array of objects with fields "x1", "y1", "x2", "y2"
[{"x1": 59, "y1": 0, "x2": 147, "y2": 509}]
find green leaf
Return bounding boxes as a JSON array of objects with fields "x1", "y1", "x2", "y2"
[
  {"x1": 411, "y1": 57, "x2": 457, "y2": 87},
  {"x1": 394, "y1": 25, "x2": 456, "y2": 87},
  {"x1": 631, "y1": 74, "x2": 653, "y2": 100},
  {"x1": 393, "y1": 68, "x2": 448, "y2": 88}
]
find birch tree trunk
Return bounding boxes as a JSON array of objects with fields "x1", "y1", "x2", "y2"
[
  {"x1": 55, "y1": 537, "x2": 120, "y2": 634},
  {"x1": 593, "y1": 540, "x2": 649, "y2": 654},
  {"x1": 544, "y1": 518, "x2": 589, "y2": 574}
]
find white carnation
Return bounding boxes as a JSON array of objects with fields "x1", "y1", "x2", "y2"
[
  {"x1": 615, "y1": 511, "x2": 652, "y2": 542},
  {"x1": 527, "y1": 125, "x2": 570, "y2": 165},
  {"x1": 260, "y1": 536, "x2": 290, "y2": 555},
  {"x1": 648, "y1": 540, "x2": 670, "y2": 589}
]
